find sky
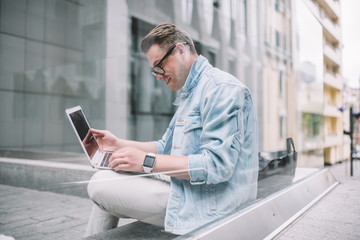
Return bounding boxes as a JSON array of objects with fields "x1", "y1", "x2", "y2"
[{"x1": 342, "y1": 0, "x2": 360, "y2": 88}]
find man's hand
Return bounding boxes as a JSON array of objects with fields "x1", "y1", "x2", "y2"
[
  {"x1": 82, "y1": 130, "x2": 97, "y2": 158},
  {"x1": 109, "y1": 147, "x2": 147, "y2": 172},
  {"x1": 90, "y1": 128, "x2": 121, "y2": 151},
  {"x1": 109, "y1": 146, "x2": 191, "y2": 179}
]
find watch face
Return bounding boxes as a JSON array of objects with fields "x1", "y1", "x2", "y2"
[{"x1": 143, "y1": 155, "x2": 155, "y2": 168}]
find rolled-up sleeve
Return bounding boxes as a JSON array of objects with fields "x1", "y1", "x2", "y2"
[
  {"x1": 155, "y1": 112, "x2": 177, "y2": 155},
  {"x1": 188, "y1": 154, "x2": 207, "y2": 184},
  {"x1": 155, "y1": 126, "x2": 171, "y2": 154},
  {"x1": 155, "y1": 140, "x2": 165, "y2": 154}
]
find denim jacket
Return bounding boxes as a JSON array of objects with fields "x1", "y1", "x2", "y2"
[{"x1": 155, "y1": 56, "x2": 258, "y2": 235}]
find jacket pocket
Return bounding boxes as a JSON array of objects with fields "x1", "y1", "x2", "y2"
[
  {"x1": 182, "y1": 114, "x2": 202, "y2": 155},
  {"x1": 183, "y1": 114, "x2": 202, "y2": 132},
  {"x1": 172, "y1": 120, "x2": 185, "y2": 154}
]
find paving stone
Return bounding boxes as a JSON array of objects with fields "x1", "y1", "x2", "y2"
[
  {"x1": 0, "y1": 184, "x2": 91, "y2": 240},
  {"x1": 0, "y1": 218, "x2": 40, "y2": 232},
  {"x1": 274, "y1": 160, "x2": 360, "y2": 240}
]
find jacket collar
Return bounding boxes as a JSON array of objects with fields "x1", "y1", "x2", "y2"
[
  {"x1": 173, "y1": 55, "x2": 210, "y2": 105},
  {"x1": 182, "y1": 55, "x2": 209, "y2": 93}
]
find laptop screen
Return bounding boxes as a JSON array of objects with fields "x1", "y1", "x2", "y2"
[{"x1": 69, "y1": 109, "x2": 98, "y2": 159}]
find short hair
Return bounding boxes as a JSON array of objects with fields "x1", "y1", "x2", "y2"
[{"x1": 141, "y1": 22, "x2": 197, "y2": 55}]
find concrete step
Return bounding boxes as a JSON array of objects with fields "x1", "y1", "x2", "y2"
[
  {"x1": 1, "y1": 150, "x2": 332, "y2": 239},
  {"x1": 0, "y1": 149, "x2": 317, "y2": 200},
  {"x1": 84, "y1": 221, "x2": 177, "y2": 240},
  {"x1": 0, "y1": 151, "x2": 95, "y2": 198}
]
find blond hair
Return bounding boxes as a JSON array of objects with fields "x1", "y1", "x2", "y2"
[{"x1": 141, "y1": 23, "x2": 197, "y2": 55}]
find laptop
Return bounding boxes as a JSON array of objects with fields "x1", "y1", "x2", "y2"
[{"x1": 65, "y1": 105, "x2": 112, "y2": 169}]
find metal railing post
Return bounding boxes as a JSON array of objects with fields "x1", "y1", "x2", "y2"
[{"x1": 350, "y1": 106, "x2": 354, "y2": 176}]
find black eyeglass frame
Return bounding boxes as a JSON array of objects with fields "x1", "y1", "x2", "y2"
[{"x1": 151, "y1": 42, "x2": 187, "y2": 77}]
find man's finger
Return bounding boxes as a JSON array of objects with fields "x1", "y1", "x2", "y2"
[
  {"x1": 110, "y1": 158, "x2": 127, "y2": 168},
  {"x1": 90, "y1": 128, "x2": 104, "y2": 137},
  {"x1": 114, "y1": 163, "x2": 129, "y2": 172}
]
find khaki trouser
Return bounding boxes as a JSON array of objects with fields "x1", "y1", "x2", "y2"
[{"x1": 85, "y1": 170, "x2": 171, "y2": 237}]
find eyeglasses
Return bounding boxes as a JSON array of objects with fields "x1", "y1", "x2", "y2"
[{"x1": 151, "y1": 42, "x2": 187, "y2": 77}]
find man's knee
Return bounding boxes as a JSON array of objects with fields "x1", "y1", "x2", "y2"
[{"x1": 87, "y1": 170, "x2": 116, "y2": 202}]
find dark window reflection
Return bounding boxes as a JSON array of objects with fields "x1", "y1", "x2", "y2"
[{"x1": 130, "y1": 18, "x2": 177, "y2": 141}]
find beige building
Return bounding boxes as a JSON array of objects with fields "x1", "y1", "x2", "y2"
[
  {"x1": 262, "y1": 0, "x2": 294, "y2": 152},
  {"x1": 344, "y1": 86, "x2": 360, "y2": 150},
  {"x1": 262, "y1": 0, "x2": 347, "y2": 166},
  {"x1": 303, "y1": 0, "x2": 344, "y2": 164}
]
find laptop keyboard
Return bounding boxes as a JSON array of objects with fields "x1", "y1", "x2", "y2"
[{"x1": 100, "y1": 152, "x2": 112, "y2": 167}]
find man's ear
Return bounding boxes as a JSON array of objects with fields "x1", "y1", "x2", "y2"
[{"x1": 177, "y1": 43, "x2": 186, "y2": 55}]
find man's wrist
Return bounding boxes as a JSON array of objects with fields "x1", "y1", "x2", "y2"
[
  {"x1": 143, "y1": 152, "x2": 156, "y2": 173},
  {"x1": 116, "y1": 138, "x2": 125, "y2": 149}
]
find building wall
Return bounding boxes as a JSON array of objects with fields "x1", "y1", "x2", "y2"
[
  {"x1": 292, "y1": 0, "x2": 325, "y2": 167},
  {"x1": 262, "y1": 0, "x2": 293, "y2": 151},
  {"x1": 0, "y1": 0, "x2": 108, "y2": 153},
  {"x1": 1, "y1": 0, "x2": 347, "y2": 166},
  {"x1": 0, "y1": 0, "x2": 264, "y2": 153},
  {"x1": 301, "y1": 0, "x2": 344, "y2": 165},
  {"x1": 344, "y1": 86, "x2": 360, "y2": 157}
]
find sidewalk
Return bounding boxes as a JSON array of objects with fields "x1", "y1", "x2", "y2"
[
  {"x1": 0, "y1": 184, "x2": 92, "y2": 240},
  {"x1": 0, "y1": 160, "x2": 359, "y2": 240},
  {"x1": 0, "y1": 184, "x2": 136, "y2": 240},
  {"x1": 274, "y1": 160, "x2": 360, "y2": 240}
]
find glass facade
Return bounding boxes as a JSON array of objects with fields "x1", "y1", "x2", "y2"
[
  {"x1": 0, "y1": 0, "x2": 326, "y2": 194},
  {"x1": 0, "y1": 0, "x2": 108, "y2": 153},
  {"x1": 129, "y1": 18, "x2": 177, "y2": 141},
  {"x1": 1, "y1": 0, "x2": 264, "y2": 154},
  {"x1": 295, "y1": 0, "x2": 324, "y2": 166},
  {"x1": 0, "y1": 0, "x2": 334, "y2": 237}
]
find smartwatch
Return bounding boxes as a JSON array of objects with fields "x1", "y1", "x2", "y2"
[{"x1": 143, "y1": 153, "x2": 156, "y2": 173}]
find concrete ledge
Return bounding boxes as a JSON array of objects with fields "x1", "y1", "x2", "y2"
[
  {"x1": 85, "y1": 221, "x2": 177, "y2": 240},
  {"x1": 0, "y1": 157, "x2": 96, "y2": 198},
  {"x1": 0, "y1": 154, "x2": 338, "y2": 239},
  {"x1": 176, "y1": 168, "x2": 339, "y2": 240}
]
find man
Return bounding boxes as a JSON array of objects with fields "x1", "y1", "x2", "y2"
[{"x1": 85, "y1": 23, "x2": 258, "y2": 236}]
